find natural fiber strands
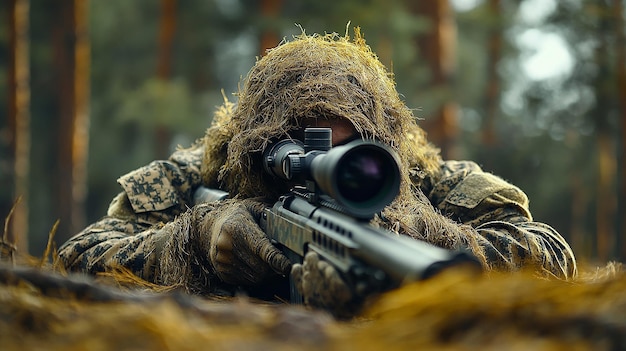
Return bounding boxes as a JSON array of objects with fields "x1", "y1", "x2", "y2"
[{"x1": 1, "y1": 263, "x2": 624, "y2": 350}]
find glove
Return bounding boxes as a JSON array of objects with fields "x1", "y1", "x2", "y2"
[
  {"x1": 291, "y1": 251, "x2": 362, "y2": 319},
  {"x1": 195, "y1": 198, "x2": 291, "y2": 286}
]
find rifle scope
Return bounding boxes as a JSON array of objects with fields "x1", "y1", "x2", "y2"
[{"x1": 263, "y1": 128, "x2": 401, "y2": 219}]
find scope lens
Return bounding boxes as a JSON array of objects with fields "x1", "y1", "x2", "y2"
[{"x1": 336, "y1": 148, "x2": 389, "y2": 203}]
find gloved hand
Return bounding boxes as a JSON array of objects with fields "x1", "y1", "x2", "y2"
[
  {"x1": 291, "y1": 251, "x2": 362, "y2": 319},
  {"x1": 195, "y1": 198, "x2": 291, "y2": 286}
]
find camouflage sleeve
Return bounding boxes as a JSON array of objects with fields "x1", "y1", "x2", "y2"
[
  {"x1": 426, "y1": 160, "x2": 577, "y2": 279},
  {"x1": 58, "y1": 193, "x2": 169, "y2": 280},
  {"x1": 58, "y1": 145, "x2": 206, "y2": 285}
]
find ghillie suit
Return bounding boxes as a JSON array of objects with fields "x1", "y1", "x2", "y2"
[
  {"x1": 58, "y1": 30, "x2": 576, "y2": 300},
  {"x1": 200, "y1": 30, "x2": 572, "y2": 272},
  {"x1": 202, "y1": 31, "x2": 481, "y2": 261}
]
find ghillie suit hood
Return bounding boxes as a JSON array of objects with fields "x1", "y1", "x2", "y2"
[{"x1": 201, "y1": 30, "x2": 487, "y2": 265}]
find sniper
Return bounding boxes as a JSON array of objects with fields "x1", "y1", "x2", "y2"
[{"x1": 59, "y1": 30, "x2": 577, "y2": 319}]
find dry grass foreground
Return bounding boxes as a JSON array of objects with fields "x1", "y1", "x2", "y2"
[
  {"x1": 2, "y1": 213, "x2": 624, "y2": 350},
  {"x1": 1, "y1": 257, "x2": 625, "y2": 351}
]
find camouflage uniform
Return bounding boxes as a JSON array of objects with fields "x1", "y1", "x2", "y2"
[{"x1": 58, "y1": 141, "x2": 578, "y2": 295}]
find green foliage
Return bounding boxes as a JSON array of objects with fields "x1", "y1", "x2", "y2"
[{"x1": 116, "y1": 78, "x2": 195, "y2": 130}]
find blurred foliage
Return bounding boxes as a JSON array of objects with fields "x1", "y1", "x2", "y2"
[
  {"x1": 116, "y1": 78, "x2": 195, "y2": 129},
  {"x1": 1, "y1": 0, "x2": 624, "y2": 262}
]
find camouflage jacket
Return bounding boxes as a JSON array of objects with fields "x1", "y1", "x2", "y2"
[{"x1": 58, "y1": 143, "x2": 577, "y2": 294}]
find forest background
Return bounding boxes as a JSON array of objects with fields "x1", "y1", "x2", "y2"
[{"x1": 2, "y1": 0, "x2": 625, "y2": 267}]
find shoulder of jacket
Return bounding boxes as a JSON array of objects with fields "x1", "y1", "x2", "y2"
[{"x1": 432, "y1": 160, "x2": 529, "y2": 211}]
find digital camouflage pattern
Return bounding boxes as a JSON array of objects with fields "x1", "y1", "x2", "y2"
[
  {"x1": 58, "y1": 143, "x2": 577, "y2": 295},
  {"x1": 58, "y1": 32, "x2": 577, "y2": 298}
]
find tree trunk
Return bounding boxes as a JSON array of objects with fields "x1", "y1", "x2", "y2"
[
  {"x1": 612, "y1": 0, "x2": 626, "y2": 261},
  {"x1": 72, "y1": 0, "x2": 90, "y2": 245},
  {"x1": 155, "y1": 0, "x2": 177, "y2": 159},
  {"x1": 53, "y1": 1, "x2": 90, "y2": 243},
  {"x1": 596, "y1": 135, "x2": 616, "y2": 261},
  {"x1": 482, "y1": 0, "x2": 502, "y2": 148},
  {"x1": 408, "y1": 0, "x2": 459, "y2": 160},
  {"x1": 7, "y1": 0, "x2": 30, "y2": 255},
  {"x1": 569, "y1": 174, "x2": 590, "y2": 259},
  {"x1": 259, "y1": 0, "x2": 282, "y2": 56},
  {"x1": 593, "y1": 0, "x2": 617, "y2": 262}
]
